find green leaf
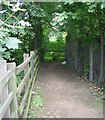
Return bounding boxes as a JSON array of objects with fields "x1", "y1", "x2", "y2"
[
  {"x1": 3, "y1": 51, "x2": 11, "y2": 60},
  {"x1": 2, "y1": 1, "x2": 9, "y2": 5},
  {"x1": 0, "y1": 10, "x2": 6, "y2": 14},
  {"x1": 0, "y1": 20, "x2": 4, "y2": 26},
  {"x1": 0, "y1": 47, "x2": 6, "y2": 52},
  {"x1": 64, "y1": 0, "x2": 74, "y2": 5},
  {"x1": 0, "y1": 53, "x2": 4, "y2": 60},
  {"x1": 19, "y1": 20, "x2": 31, "y2": 26},
  {"x1": 101, "y1": 1, "x2": 105, "y2": 9},
  {"x1": 4, "y1": 37, "x2": 22, "y2": 49}
]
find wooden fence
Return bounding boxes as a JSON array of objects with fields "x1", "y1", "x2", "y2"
[{"x1": 0, "y1": 50, "x2": 40, "y2": 119}]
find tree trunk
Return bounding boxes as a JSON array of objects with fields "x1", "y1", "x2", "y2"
[
  {"x1": 77, "y1": 39, "x2": 83, "y2": 75},
  {"x1": 65, "y1": 33, "x2": 71, "y2": 64},
  {"x1": 98, "y1": 33, "x2": 104, "y2": 84},
  {"x1": 89, "y1": 42, "x2": 93, "y2": 82},
  {"x1": 74, "y1": 42, "x2": 78, "y2": 70},
  {"x1": 34, "y1": 21, "x2": 44, "y2": 61}
]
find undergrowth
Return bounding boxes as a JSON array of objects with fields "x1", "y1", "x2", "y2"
[
  {"x1": 89, "y1": 83, "x2": 105, "y2": 99},
  {"x1": 28, "y1": 87, "x2": 43, "y2": 118}
]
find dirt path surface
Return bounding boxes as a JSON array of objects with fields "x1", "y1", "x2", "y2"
[{"x1": 35, "y1": 62, "x2": 103, "y2": 118}]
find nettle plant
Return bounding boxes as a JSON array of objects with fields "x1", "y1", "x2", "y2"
[{"x1": 0, "y1": 1, "x2": 30, "y2": 61}]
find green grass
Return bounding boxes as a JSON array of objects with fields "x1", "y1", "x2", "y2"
[
  {"x1": 44, "y1": 56, "x2": 65, "y2": 62},
  {"x1": 44, "y1": 51, "x2": 65, "y2": 62},
  {"x1": 28, "y1": 87, "x2": 43, "y2": 118},
  {"x1": 33, "y1": 87, "x2": 43, "y2": 108},
  {"x1": 44, "y1": 56, "x2": 52, "y2": 61}
]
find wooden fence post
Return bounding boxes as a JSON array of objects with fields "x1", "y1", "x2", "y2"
[
  {"x1": 7, "y1": 62, "x2": 18, "y2": 118},
  {"x1": 23, "y1": 53, "x2": 29, "y2": 90},
  {"x1": 30, "y1": 51, "x2": 34, "y2": 79},
  {"x1": 0, "y1": 60, "x2": 10, "y2": 118},
  {"x1": 89, "y1": 42, "x2": 93, "y2": 82}
]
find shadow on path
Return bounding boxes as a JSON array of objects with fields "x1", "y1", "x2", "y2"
[{"x1": 34, "y1": 62, "x2": 103, "y2": 118}]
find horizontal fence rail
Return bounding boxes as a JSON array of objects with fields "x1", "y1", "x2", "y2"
[{"x1": 0, "y1": 50, "x2": 40, "y2": 119}]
